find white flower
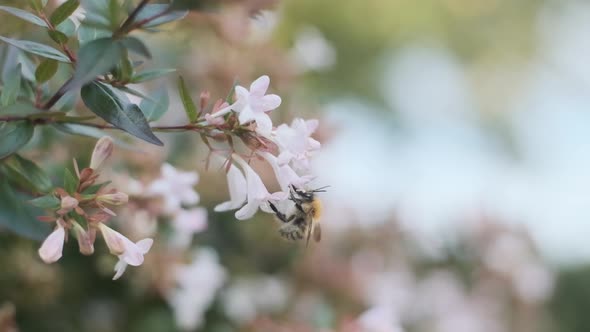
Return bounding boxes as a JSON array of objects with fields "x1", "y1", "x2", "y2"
[
  {"x1": 99, "y1": 223, "x2": 153, "y2": 280},
  {"x1": 170, "y1": 208, "x2": 208, "y2": 249},
  {"x1": 219, "y1": 75, "x2": 282, "y2": 136},
  {"x1": 214, "y1": 163, "x2": 247, "y2": 212},
  {"x1": 38, "y1": 222, "x2": 66, "y2": 264},
  {"x1": 291, "y1": 26, "x2": 336, "y2": 72},
  {"x1": 357, "y1": 306, "x2": 405, "y2": 332},
  {"x1": 233, "y1": 155, "x2": 287, "y2": 220},
  {"x1": 258, "y1": 151, "x2": 313, "y2": 192},
  {"x1": 112, "y1": 238, "x2": 154, "y2": 280},
  {"x1": 167, "y1": 248, "x2": 226, "y2": 330},
  {"x1": 148, "y1": 163, "x2": 200, "y2": 214},
  {"x1": 273, "y1": 118, "x2": 320, "y2": 172}
]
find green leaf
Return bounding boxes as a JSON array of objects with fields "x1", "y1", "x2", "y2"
[
  {"x1": 1, "y1": 63, "x2": 22, "y2": 107},
  {"x1": 121, "y1": 36, "x2": 151, "y2": 58},
  {"x1": 133, "y1": 4, "x2": 188, "y2": 28},
  {"x1": 29, "y1": 194, "x2": 60, "y2": 209},
  {"x1": 131, "y1": 68, "x2": 176, "y2": 83},
  {"x1": 119, "y1": 51, "x2": 133, "y2": 83},
  {"x1": 28, "y1": 0, "x2": 47, "y2": 13},
  {"x1": 48, "y1": 29, "x2": 68, "y2": 44},
  {"x1": 68, "y1": 37, "x2": 122, "y2": 88},
  {"x1": 78, "y1": 25, "x2": 111, "y2": 45},
  {"x1": 63, "y1": 168, "x2": 77, "y2": 194},
  {"x1": 35, "y1": 59, "x2": 58, "y2": 83},
  {"x1": 0, "y1": 6, "x2": 48, "y2": 27},
  {"x1": 178, "y1": 76, "x2": 197, "y2": 123},
  {"x1": 56, "y1": 18, "x2": 77, "y2": 36},
  {"x1": 0, "y1": 36, "x2": 70, "y2": 62},
  {"x1": 0, "y1": 102, "x2": 44, "y2": 116},
  {"x1": 170, "y1": 0, "x2": 217, "y2": 11},
  {"x1": 81, "y1": 82, "x2": 163, "y2": 146},
  {"x1": 49, "y1": 0, "x2": 79, "y2": 26},
  {"x1": 52, "y1": 122, "x2": 109, "y2": 139},
  {"x1": 140, "y1": 86, "x2": 169, "y2": 122},
  {"x1": 2, "y1": 154, "x2": 52, "y2": 194},
  {"x1": 0, "y1": 179, "x2": 50, "y2": 240},
  {"x1": 0, "y1": 121, "x2": 34, "y2": 159}
]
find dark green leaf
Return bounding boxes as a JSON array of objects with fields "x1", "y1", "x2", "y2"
[
  {"x1": 29, "y1": 194, "x2": 60, "y2": 209},
  {"x1": 134, "y1": 4, "x2": 188, "y2": 28},
  {"x1": 81, "y1": 82, "x2": 163, "y2": 146},
  {"x1": 178, "y1": 76, "x2": 197, "y2": 122},
  {"x1": 82, "y1": 181, "x2": 110, "y2": 195},
  {"x1": 35, "y1": 59, "x2": 58, "y2": 83},
  {"x1": 0, "y1": 36, "x2": 70, "y2": 62},
  {"x1": 120, "y1": 36, "x2": 151, "y2": 58},
  {"x1": 0, "y1": 179, "x2": 50, "y2": 240},
  {"x1": 1, "y1": 63, "x2": 21, "y2": 107},
  {"x1": 48, "y1": 29, "x2": 68, "y2": 44},
  {"x1": 52, "y1": 123, "x2": 135, "y2": 149},
  {"x1": 49, "y1": 0, "x2": 79, "y2": 26},
  {"x1": 131, "y1": 68, "x2": 175, "y2": 83},
  {"x1": 2, "y1": 154, "x2": 52, "y2": 194},
  {"x1": 116, "y1": 85, "x2": 149, "y2": 99},
  {"x1": 170, "y1": 0, "x2": 217, "y2": 11},
  {"x1": 140, "y1": 86, "x2": 169, "y2": 122},
  {"x1": 63, "y1": 168, "x2": 77, "y2": 194},
  {"x1": 0, "y1": 121, "x2": 34, "y2": 159},
  {"x1": 0, "y1": 6, "x2": 48, "y2": 27},
  {"x1": 119, "y1": 51, "x2": 133, "y2": 83},
  {"x1": 68, "y1": 37, "x2": 122, "y2": 88}
]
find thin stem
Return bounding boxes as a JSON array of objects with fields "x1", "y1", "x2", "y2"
[
  {"x1": 42, "y1": 78, "x2": 72, "y2": 110},
  {"x1": 115, "y1": 0, "x2": 151, "y2": 37}
]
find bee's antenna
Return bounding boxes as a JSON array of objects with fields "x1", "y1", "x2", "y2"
[{"x1": 312, "y1": 185, "x2": 330, "y2": 193}]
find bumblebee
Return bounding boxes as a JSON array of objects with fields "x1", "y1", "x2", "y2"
[{"x1": 268, "y1": 185, "x2": 327, "y2": 246}]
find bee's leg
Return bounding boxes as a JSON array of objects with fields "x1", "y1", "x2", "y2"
[{"x1": 268, "y1": 201, "x2": 293, "y2": 223}]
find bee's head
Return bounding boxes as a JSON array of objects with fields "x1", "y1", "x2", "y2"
[{"x1": 289, "y1": 185, "x2": 328, "y2": 202}]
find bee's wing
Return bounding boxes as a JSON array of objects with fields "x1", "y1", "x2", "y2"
[{"x1": 313, "y1": 221, "x2": 321, "y2": 242}]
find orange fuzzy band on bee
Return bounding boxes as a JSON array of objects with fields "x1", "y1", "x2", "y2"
[{"x1": 311, "y1": 199, "x2": 322, "y2": 220}]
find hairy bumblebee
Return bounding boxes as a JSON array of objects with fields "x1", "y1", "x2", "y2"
[{"x1": 268, "y1": 185, "x2": 327, "y2": 246}]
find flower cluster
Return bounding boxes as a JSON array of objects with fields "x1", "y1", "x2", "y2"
[
  {"x1": 208, "y1": 75, "x2": 321, "y2": 220},
  {"x1": 36, "y1": 137, "x2": 153, "y2": 280}
]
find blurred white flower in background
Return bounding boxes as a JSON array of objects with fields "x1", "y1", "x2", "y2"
[
  {"x1": 357, "y1": 306, "x2": 405, "y2": 332},
  {"x1": 167, "y1": 248, "x2": 226, "y2": 330},
  {"x1": 291, "y1": 26, "x2": 337, "y2": 72},
  {"x1": 170, "y1": 208, "x2": 208, "y2": 250},
  {"x1": 148, "y1": 163, "x2": 200, "y2": 214},
  {"x1": 222, "y1": 275, "x2": 291, "y2": 324}
]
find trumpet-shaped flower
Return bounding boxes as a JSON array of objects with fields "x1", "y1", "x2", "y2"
[
  {"x1": 214, "y1": 163, "x2": 248, "y2": 212},
  {"x1": 273, "y1": 118, "x2": 320, "y2": 171},
  {"x1": 38, "y1": 222, "x2": 66, "y2": 263},
  {"x1": 233, "y1": 156, "x2": 287, "y2": 220},
  {"x1": 112, "y1": 238, "x2": 153, "y2": 280},
  {"x1": 226, "y1": 75, "x2": 282, "y2": 136},
  {"x1": 148, "y1": 163, "x2": 200, "y2": 214}
]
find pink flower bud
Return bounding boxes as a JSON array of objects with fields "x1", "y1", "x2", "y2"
[
  {"x1": 97, "y1": 192, "x2": 129, "y2": 206},
  {"x1": 73, "y1": 222, "x2": 94, "y2": 256},
  {"x1": 99, "y1": 223, "x2": 125, "y2": 255},
  {"x1": 90, "y1": 136, "x2": 114, "y2": 170},
  {"x1": 57, "y1": 196, "x2": 79, "y2": 214},
  {"x1": 38, "y1": 223, "x2": 66, "y2": 263}
]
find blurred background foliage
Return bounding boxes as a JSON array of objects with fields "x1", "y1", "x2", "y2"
[{"x1": 2, "y1": 0, "x2": 590, "y2": 331}]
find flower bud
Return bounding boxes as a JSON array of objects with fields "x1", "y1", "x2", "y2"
[
  {"x1": 72, "y1": 222, "x2": 94, "y2": 255},
  {"x1": 90, "y1": 136, "x2": 114, "y2": 170},
  {"x1": 57, "y1": 196, "x2": 79, "y2": 214},
  {"x1": 97, "y1": 192, "x2": 129, "y2": 206},
  {"x1": 99, "y1": 223, "x2": 125, "y2": 255},
  {"x1": 199, "y1": 90, "x2": 210, "y2": 111}
]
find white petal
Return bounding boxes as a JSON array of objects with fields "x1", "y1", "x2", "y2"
[
  {"x1": 238, "y1": 106, "x2": 256, "y2": 124},
  {"x1": 235, "y1": 200, "x2": 260, "y2": 220},
  {"x1": 136, "y1": 238, "x2": 154, "y2": 254},
  {"x1": 253, "y1": 113, "x2": 273, "y2": 137},
  {"x1": 260, "y1": 94, "x2": 281, "y2": 112},
  {"x1": 112, "y1": 259, "x2": 128, "y2": 280},
  {"x1": 214, "y1": 164, "x2": 247, "y2": 211},
  {"x1": 38, "y1": 225, "x2": 65, "y2": 264},
  {"x1": 249, "y1": 75, "x2": 270, "y2": 96}
]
